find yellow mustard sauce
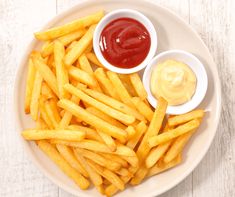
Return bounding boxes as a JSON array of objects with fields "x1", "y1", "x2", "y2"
[{"x1": 150, "y1": 60, "x2": 197, "y2": 105}]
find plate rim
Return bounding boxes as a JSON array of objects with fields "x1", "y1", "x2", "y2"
[{"x1": 14, "y1": 0, "x2": 222, "y2": 196}]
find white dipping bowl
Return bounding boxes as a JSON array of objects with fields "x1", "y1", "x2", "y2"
[
  {"x1": 93, "y1": 9, "x2": 157, "y2": 74},
  {"x1": 143, "y1": 50, "x2": 208, "y2": 114}
]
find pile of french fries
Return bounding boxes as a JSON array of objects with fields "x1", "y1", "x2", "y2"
[{"x1": 22, "y1": 10, "x2": 205, "y2": 196}]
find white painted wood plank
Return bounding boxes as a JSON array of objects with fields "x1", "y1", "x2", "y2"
[
  {"x1": 0, "y1": 0, "x2": 58, "y2": 197},
  {"x1": 189, "y1": 0, "x2": 235, "y2": 197}
]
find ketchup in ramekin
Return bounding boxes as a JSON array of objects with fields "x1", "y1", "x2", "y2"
[{"x1": 99, "y1": 18, "x2": 151, "y2": 69}]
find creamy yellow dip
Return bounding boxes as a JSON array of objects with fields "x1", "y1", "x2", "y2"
[{"x1": 151, "y1": 60, "x2": 197, "y2": 105}]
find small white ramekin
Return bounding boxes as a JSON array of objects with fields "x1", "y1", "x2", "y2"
[
  {"x1": 143, "y1": 50, "x2": 208, "y2": 114},
  {"x1": 93, "y1": 9, "x2": 157, "y2": 74}
]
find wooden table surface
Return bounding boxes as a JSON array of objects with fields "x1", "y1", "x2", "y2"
[{"x1": 0, "y1": 0, "x2": 234, "y2": 196}]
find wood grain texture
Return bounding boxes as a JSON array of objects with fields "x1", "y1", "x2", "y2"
[{"x1": 0, "y1": 0, "x2": 234, "y2": 197}]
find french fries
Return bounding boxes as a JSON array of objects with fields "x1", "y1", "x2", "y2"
[
  {"x1": 64, "y1": 83, "x2": 135, "y2": 125},
  {"x1": 22, "y1": 129, "x2": 85, "y2": 141},
  {"x1": 25, "y1": 58, "x2": 36, "y2": 113},
  {"x1": 35, "y1": 11, "x2": 104, "y2": 40},
  {"x1": 22, "y1": 11, "x2": 206, "y2": 197},
  {"x1": 148, "y1": 119, "x2": 200, "y2": 148},
  {"x1": 38, "y1": 140, "x2": 90, "y2": 189}
]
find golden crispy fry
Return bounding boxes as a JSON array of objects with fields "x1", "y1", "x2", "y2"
[
  {"x1": 44, "y1": 100, "x2": 59, "y2": 128},
  {"x1": 132, "y1": 97, "x2": 154, "y2": 122},
  {"x1": 126, "y1": 121, "x2": 147, "y2": 149},
  {"x1": 25, "y1": 58, "x2": 36, "y2": 113},
  {"x1": 41, "y1": 41, "x2": 54, "y2": 58},
  {"x1": 125, "y1": 126, "x2": 136, "y2": 140},
  {"x1": 83, "y1": 89, "x2": 146, "y2": 122},
  {"x1": 41, "y1": 82, "x2": 55, "y2": 100},
  {"x1": 129, "y1": 73, "x2": 147, "y2": 100},
  {"x1": 64, "y1": 25, "x2": 97, "y2": 66},
  {"x1": 148, "y1": 119, "x2": 200, "y2": 148},
  {"x1": 56, "y1": 144, "x2": 89, "y2": 178},
  {"x1": 115, "y1": 168, "x2": 132, "y2": 177},
  {"x1": 22, "y1": 129, "x2": 85, "y2": 141},
  {"x1": 164, "y1": 129, "x2": 196, "y2": 163},
  {"x1": 39, "y1": 97, "x2": 54, "y2": 129},
  {"x1": 136, "y1": 97, "x2": 168, "y2": 163},
  {"x1": 37, "y1": 140, "x2": 90, "y2": 189},
  {"x1": 107, "y1": 71, "x2": 135, "y2": 108},
  {"x1": 58, "y1": 29, "x2": 86, "y2": 46},
  {"x1": 73, "y1": 148, "x2": 103, "y2": 186},
  {"x1": 64, "y1": 84, "x2": 135, "y2": 125},
  {"x1": 54, "y1": 40, "x2": 69, "y2": 98},
  {"x1": 57, "y1": 99, "x2": 127, "y2": 142},
  {"x1": 65, "y1": 41, "x2": 78, "y2": 53},
  {"x1": 86, "y1": 107, "x2": 125, "y2": 129},
  {"x1": 76, "y1": 148, "x2": 121, "y2": 171},
  {"x1": 94, "y1": 68, "x2": 120, "y2": 100},
  {"x1": 68, "y1": 125, "x2": 103, "y2": 142},
  {"x1": 130, "y1": 166, "x2": 148, "y2": 185},
  {"x1": 79, "y1": 54, "x2": 94, "y2": 74},
  {"x1": 147, "y1": 154, "x2": 182, "y2": 177},
  {"x1": 168, "y1": 110, "x2": 204, "y2": 126},
  {"x1": 33, "y1": 57, "x2": 59, "y2": 96},
  {"x1": 68, "y1": 66, "x2": 97, "y2": 87},
  {"x1": 97, "y1": 130, "x2": 117, "y2": 151},
  {"x1": 86, "y1": 52, "x2": 104, "y2": 67},
  {"x1": 145, "y1": 124, "x2": 173, "y2": 168},
  {"x1": 84, "y1": 43, "x2": 93, "y2": 53},
  {"x1": 35, "y1": 11, "x2": 104, "y2": 40},
  {"x1": 99, "y1": 153, "x2": 129, "y2": 168},
  {"x1": 30, "y1": 71, "x2": 43, "y2": 120},
  {"x1": 120, "y1": 155, "x2": 139, "y2": 168},
  {"x1": 87, "y1": 159, "x2": 125, "y2": 190},
  {"x1": 118, "y1": 74, "x2": 137, "y2": 97},
  {"x1": 48, "y1": 98, "x2": 61, "y2": 122}
]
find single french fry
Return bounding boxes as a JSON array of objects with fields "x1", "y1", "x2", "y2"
[
  {"x1": 125, "y1": 126, "x2": 136, "y2": 140},
  {"x1": 65, "y1": 41, "x2": 78, "y2": 53},
  {"x1": 86, "y1": 159, "x2": 125, "y2": 190},
  {"x1": 129, "y1": 73, "x2": 147, "y2": 100},
  {"x1": 54, "y1": 40, "x2": 69, "y2": 99},
  {"x1": 33, "y1": 57, "x2": 59, "y2": 96},
  {"x1": 97, "y1": 130, "x2": 117, "y2": 152},
  {"x1": 136, "y1": 97, "x2": 168, "y2": 163},
  {"x1": 68, "y1": 66, "x2": 97, "y2": 87},
  {"x1": 73, "y1": 148, "x2": 103, "y2": 186},
  {"x1": 115, "y1": 168, "x2": 132, "y2": 177},
  {"x1": 164, "y1": 129, "x2": 196, "y2": 163},
  {"x1": 48, "y1": 98, "x2": 61, "y2": 122},
  {"x1": 76, "y1": 148, "x2": 121, "y2": 171},
  {"x1": 56, "y1": 144, "x2": 89, "y2": 178},
  {"x1": 168, "y1": 110, "x2": 204, "y2": 126},
  {"x1": 130, "y1": 165, "x2": 148, "y2": 185},
  {"x1": 44, "y1": 100, "x2": 59, "y2": 128},
  {"x1": 64, "y1": 25, "x2": 97, "y2": 66},
  {"x1": 107, "y1": 71, "x2": 135, "y2": 108},
  {"x1": 148, "y1": 119, "x2": 200, "y2": 148},
  {"x1": 148, "y1": 154, "x2": 182, "y2": 177},
  {"x1": 39, "y1": 97, "x2": 54, "y2": 129},
  {"x1": 79, "y1": 54, "x2": 94, "y2": 74},
  {"x1": 99, "y1": 153, "x2": 129, "y2": 168},
  {"x1": 35, "y1": 11, "x2": 104, "y2": 40},
  {"x1": 30, "y1": 71, "x2": 43, "y2": 120},
  {"x1": 58, "y1": 29, "x2": 86, "y2": 46},
  {"x1": 132, "y1": 97, "x2": 154, "y2": 122},
  {"x1": 94, "y1": 68, "x2": 120, "y2": 100},
  {"x1": 41, "y1": 82, "x2": 55, "y2": 100},
  {"x1": 118, "y1": 74, "x2": 137, "y2": 97},
  {"x1": 22, "y1": 129, "x2": 85, "y2": 141},
  {"x1": 25, "y1": 58, "x2": 36, "y2": 113},
  {"x1": 37, "y1": 140, "x2": 90, "y2": 189},
  {"x1": 57, "y1": 99, "x2": 127, "y2": 142},
  {"x1": 126, "y1": 121, "x2": 147, "y2": 149},
  {"x1": 64, "y1": 84, "x2": 135, "y2": 125},
  {"x1": 86, "y1": 107, "x2": 125, "y2": 129},
  {"x1": 86, "y1": 52, "x2": 103, "y2": 67},
  {"x1": 68, "y1": 125, "x2": 103, "y2": 142},
  {"x1": 145, "y1": 124, "x2": 173, "y2": 168},
  {"x1": 41, "y1": 41, "x2": 54, "y2": 58},
  {"x1": 83, "y1": 89, "x2": 146, "y2": 122}
]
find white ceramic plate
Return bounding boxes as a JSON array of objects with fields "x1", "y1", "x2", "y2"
[{"x1": 14, "y1": 0, "x2": 221, "y2": 197}]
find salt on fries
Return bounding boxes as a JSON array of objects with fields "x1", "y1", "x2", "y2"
[{"x1": 22, "y1": 11, "x2": 205, "y2": 196}]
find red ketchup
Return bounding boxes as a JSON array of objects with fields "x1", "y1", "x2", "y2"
[{"x1": 99, "y1": 18, "x2": 151, "y2": 68}]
